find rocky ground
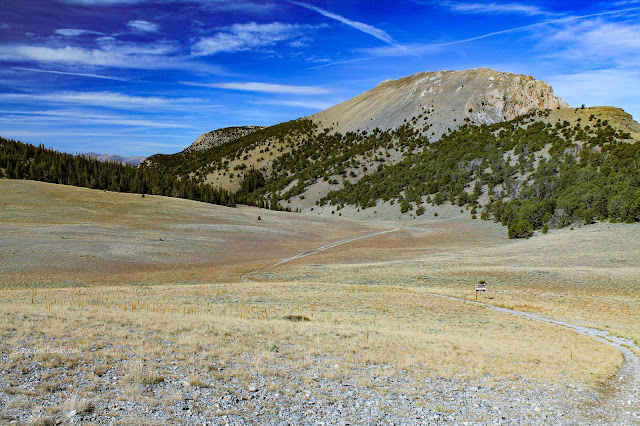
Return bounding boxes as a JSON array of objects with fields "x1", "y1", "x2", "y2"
[
  {"x1": 0, "y1": 346, "x2": 607, "y2": 425},
  {"x1": 2, "y1": 180, "x2": 639, "y2": 424}
]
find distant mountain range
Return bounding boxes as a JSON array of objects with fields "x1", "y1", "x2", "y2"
[{"x1": 82, "y1": 152, "x2": 147, "y2": 166}]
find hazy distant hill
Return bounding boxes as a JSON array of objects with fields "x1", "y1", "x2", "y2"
[{"x1": 83, "y1": 152, "x2": 147, "y2": 166}]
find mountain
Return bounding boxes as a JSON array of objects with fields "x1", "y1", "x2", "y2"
[
  {"x1": 3, "y1": 68, "x2": 639, "y2": 237},
  {"x1": 309, "y1": 68, "x2": 568, "y2": 141},
  {"x1": 83, "y1": 152, "x2": 147, "y2": 166},
  {"x1": 142, "y1": 68, "x2": 638, "y2": 236},
  {"x1": 184, "y1": 126, "x2": 265, "y2": 153}
]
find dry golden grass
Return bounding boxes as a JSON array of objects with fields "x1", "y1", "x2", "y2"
[
  {"x1": 0, "y1": 280, "x2": 621, "y2": 391},
  {"x1": 0, "y1": 179, "x2": 382, "y2": 286},
  {"x1": 0, "y1": 179, "x2": 637, "y2": 420},
  {"x1": 273, "y1": 222, "x2": 640, "y2": 347}
]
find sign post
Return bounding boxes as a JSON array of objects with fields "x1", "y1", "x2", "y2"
[{"x1": 475, "y1": 283, "x2": 486, "y2": 299}]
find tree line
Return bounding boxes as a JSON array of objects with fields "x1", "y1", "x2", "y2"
[{"x1": 0, "y1": 137, "x2": 235, "y2": 207}]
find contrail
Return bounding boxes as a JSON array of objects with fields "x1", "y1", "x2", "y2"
[
  {"x1": 304, "y1": 5, "x2": 640, "y2": 69},
  {"x1": 290, "y1": 1, "x2": 418, "y2": 57},
  {"x1": 416, "y1": 6, "x2": 640, "y2": 50}
]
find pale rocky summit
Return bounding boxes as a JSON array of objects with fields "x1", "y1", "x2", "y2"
[
  {"x1": 185, "y1": 126, "x2": 265, "y2": 153},
  {"x1": 309, "y1": 68, "x2": 569, "y2": 140}
]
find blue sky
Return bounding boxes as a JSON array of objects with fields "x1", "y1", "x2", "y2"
[{"x1": 1, "y1": 0, "x2": 639, "y2": 156}]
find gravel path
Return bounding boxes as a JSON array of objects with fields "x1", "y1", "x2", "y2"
[
  {"x1": 422, "y1": 291, "x2": 640, "y2": 423},
  {"x1": 241, "y1": 230, "x2": 640, "y2": 423}
]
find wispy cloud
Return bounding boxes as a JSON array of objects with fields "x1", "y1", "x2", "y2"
[
  {"x1": 180, "y1": 81, "x2": 330, "y2": 95},
  {"x1": 0, "y1": 91, "x2": 205, "y2": 110},
  {"x1": 540, "y1": 18, "x2": 640, "y2": 66},
  {"x1": 55, "y1": 28, "x2": 104, "y2": 36},
  {"x1": 360, "y1": 6, "x2": 640, "y2": 57},
  {"x1": 56, "y1": 0, "x2": 143, "y2": 4},
  {"x1": 301, "y1": 56, "x2": 372, "y2": 70},
  {"x1": 0, "y1": 109, "x2": 192, "y2": 128},
  {"x1": 440, "y1": 1, "x2": 549, "y2": 16},
  {"x1": 0, "y1": 43, "x2": 225, "y2": 74},
  {"x1": 12, "y1": 67, "x2": 129, "y2": 81},
  {"x1": 191, "y1": 22, "x2": 309, "y2": 56},
  {"x1": 127, "y1": 20, "x2": 159, "y2": 32},
  {"x1": 57, "y1": 0, "x2": 278, "y2": 11}
]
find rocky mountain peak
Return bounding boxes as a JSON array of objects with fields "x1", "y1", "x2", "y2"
[{"x1": 309, "y1": 68, "x2": 569, "y2": 140}]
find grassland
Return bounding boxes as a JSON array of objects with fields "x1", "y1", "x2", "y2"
[{"x1": 0, "y1": 179, "x2": 637, "y2": 423}]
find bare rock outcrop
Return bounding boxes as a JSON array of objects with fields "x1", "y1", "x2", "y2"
[
  {"x1": 309, "y1": 68, "x2": 569, "y2": 140},
  {"x1": 185, "y1": 126, "x2": 265, "y2": 153}
]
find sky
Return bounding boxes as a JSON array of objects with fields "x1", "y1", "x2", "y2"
[{"x1": 1, "y1": 0, "x2": 639, "y2": 157}]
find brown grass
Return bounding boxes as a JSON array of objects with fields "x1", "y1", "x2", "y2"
[{"x1": 0, "y1": 179, "x2": 636, "y2": 419}]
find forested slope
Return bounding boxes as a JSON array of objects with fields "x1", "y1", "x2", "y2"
[{"x1": 2, "y1": 106, "x2": 638, "y2": 238}]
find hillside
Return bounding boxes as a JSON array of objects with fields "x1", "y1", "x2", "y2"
[
  {"x1": 3, "y1": 68, "x2": 639, "y2": 237},
  {"x1": 309, "y1": 68, "x2": 568, "y2": 141}
]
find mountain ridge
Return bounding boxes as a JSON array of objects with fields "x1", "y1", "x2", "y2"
[{"x1": 309, "y1": 68, "x2": 568, "y2": 140}]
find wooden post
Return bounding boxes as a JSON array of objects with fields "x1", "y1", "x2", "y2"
[{"x1": 475, "y1": 283, "x2": 487, "y2": 299}]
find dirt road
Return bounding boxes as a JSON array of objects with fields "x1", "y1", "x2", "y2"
[{"x1": 240, "y1": 227, "x2": 399, "y2": 282}]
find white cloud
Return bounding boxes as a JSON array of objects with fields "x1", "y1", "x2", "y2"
[
  {"x1": 441, "y1": 1, "x2": 549, "y2": 16},
  {"x1": 55, "y1": 28, "x2": 104, "y2": 36},
  {"x1": 289, "y1": 1, "x2": 416, "y2": 56},
  {"x1": 191, "y1": 22, "x2": 308, "y2": 56},
  {"x1": 0, "y1": 43, "x2": 225, "y2": 74},
  {"x1": 540, "y1": 18, "x2": 640, "y2": 66},
  {"x1": 6, "y1": 45, "x2": 122, "y2": 66},
  {"x1": 180, "y1": 81, "x2": 330, "y2": 95},
  {"x1": 359, "y1": 7, "x2": 640, "y2": 58},
  {"x1": 0, "y1": 91, "x2": 204, "y2": 110},
  {"x1": 0, "y1": 109, "x2": 192, "y2": 128},
  {"x1": 127, "y1": 20, "x2": 159, "y2": 32},
  {"x1": 57, "y1": 0, "x2": 143, "y2": 4},
  {"x1": 57, "y1": 0, "x2": 278, "y2": 10},
  {"x1": 96, "y1": 37, "x2": 178, "y2": 55}
]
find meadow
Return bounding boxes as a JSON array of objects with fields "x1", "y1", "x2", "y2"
[{"x1": 1, "y1": 179, "x2": 637, "y2": 424}]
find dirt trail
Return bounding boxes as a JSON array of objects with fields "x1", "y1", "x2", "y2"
[
  {"x1": 422, "y1": 291, "x2": 640, "y2": 422},
  {"x1": 240, "y1": 228, "x2": 399, "y2": 282}
]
